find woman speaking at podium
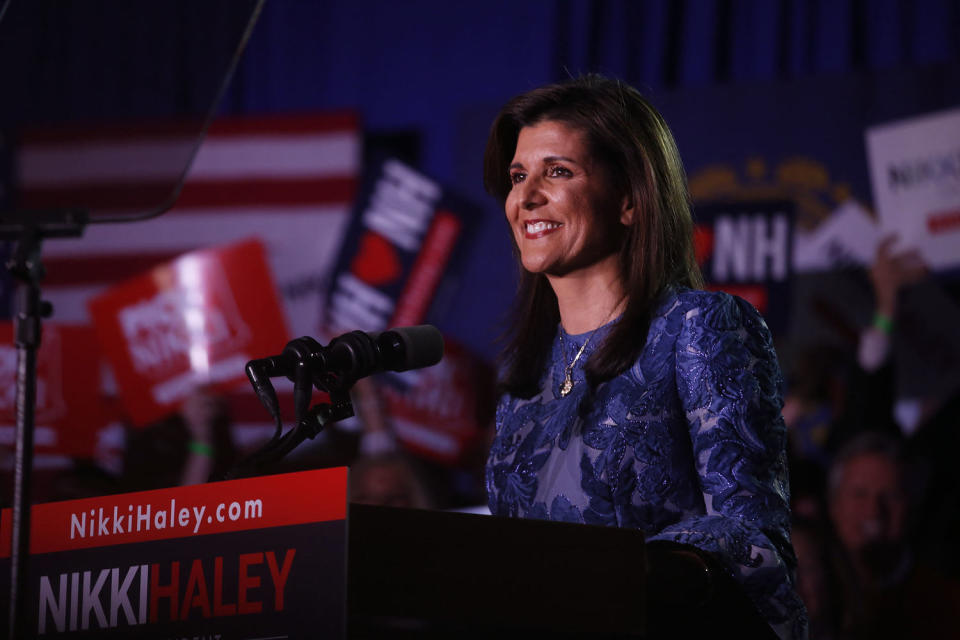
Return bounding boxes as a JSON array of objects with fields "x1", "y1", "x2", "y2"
[{"x1": 484, "y1": 75, "x2": 806, "y2": 640}]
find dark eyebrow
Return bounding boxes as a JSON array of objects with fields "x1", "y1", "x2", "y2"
[
  {"x1": 509, "y1": 156, "x2": 579, "y2": 170},
  {"x1": 543, "y1": 155, "x2": 579, "y2": 165}
]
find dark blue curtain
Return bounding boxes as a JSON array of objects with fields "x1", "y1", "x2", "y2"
[{"x1": 221, "y1": 0, "x2": 958, "y2": 184}]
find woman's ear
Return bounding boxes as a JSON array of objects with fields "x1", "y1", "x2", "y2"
[{"x1": 619, "y1": 197, "x2": 636, "y2": 226}]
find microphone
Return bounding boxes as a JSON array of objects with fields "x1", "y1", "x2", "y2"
[
  {"x1": 325, "y1": 325, "x2": 445, "y2": 379},
  {"x1": 245, "y1": 325, "x2": 444, "y2": 421}
]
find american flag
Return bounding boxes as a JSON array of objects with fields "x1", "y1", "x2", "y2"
[{"x1": 8, "y1": 112, "x2": 362, "y2": 465}]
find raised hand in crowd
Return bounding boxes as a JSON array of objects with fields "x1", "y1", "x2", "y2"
[
  {"x1": 859, "y1": 234, "x2": 927, "y2": 372},
  {"x1": 179, "y1": 390, "x2": 227, "y2": 486}
]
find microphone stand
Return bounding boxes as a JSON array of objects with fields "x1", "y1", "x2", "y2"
[
  {"x1": 0, "y1": 7, "x2": 263, "y2": 634},
  {"x1": 1, "y1": 209, "x2": 87, "y2": 639},
  {"x1": 227, "y1": 388, "x2": 355, "y2": 479},
  {"x1": 229, "y1": 327, "x2": 442, "y2": 479},
  {"x1": 226, "y1": 338, "x2": 357, "y2": 479}
]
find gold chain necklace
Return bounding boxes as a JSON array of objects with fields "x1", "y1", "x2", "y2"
[
  {"x1": 558, "y1": 332, "x2": 591, "y2": 397},
  {"x1": 557, "y1": 306, "x2": 620, "y2": 397}
]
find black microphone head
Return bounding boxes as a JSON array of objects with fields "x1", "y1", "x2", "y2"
[
  {"x1": 325, "y1": 330, "x2": 379, "y2": 379},
  {"x1": 379, "y1": 325, "x2": 444, "y2": 372}
]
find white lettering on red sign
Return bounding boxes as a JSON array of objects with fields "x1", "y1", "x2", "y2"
[{"x1": 117, "y1": 262, "x2": 251, "y2": 379}]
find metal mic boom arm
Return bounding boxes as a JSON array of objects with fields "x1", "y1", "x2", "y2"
[
  {"x1": 231, "y1": 326, "x2": 442, "y2": 479},
  {"x1": 230, "y1": 336, "x2": 358, "y2": 479}
]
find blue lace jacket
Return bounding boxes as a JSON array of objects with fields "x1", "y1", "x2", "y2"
[{"x1": 487, "y1": 288, "x2": 808, "y2": 640}]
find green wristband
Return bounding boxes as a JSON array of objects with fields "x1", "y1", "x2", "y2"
[
  {"x1": 872, "y1": 312, "x2": 894, "y2": 335},
  {"x1": 188, "y1": 441, "x2": 215, "y2": 457}
]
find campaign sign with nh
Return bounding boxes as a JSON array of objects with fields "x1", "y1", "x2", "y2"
[
  {"x1": 694, "y1": 200, "x2": 795, "y2": 333},
  {"x1": 0, "y1": 468, "x2": 347, "y2": 638},
  {"x1": 866, "y1": 107, "x2": 960, "y2": 272},
  {"x1": 324, "y1": 158, "x2": 470, "y2": 337},
  {"x1": 88, "y1": 239, "x2": 290, "y2": 426},
  {"x1": 0, "y1": 324, "x2": 106, "y2": 458}
]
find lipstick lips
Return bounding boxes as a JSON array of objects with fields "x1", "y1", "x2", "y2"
[{"x1": 524, "y1": 219, "x2": 563, "y2": 239}]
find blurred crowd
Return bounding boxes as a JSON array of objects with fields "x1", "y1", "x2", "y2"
[{"x1": 784, "y1": 237, "x2": 960, "y2": 638}]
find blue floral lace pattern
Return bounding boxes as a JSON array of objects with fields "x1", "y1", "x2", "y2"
[{"x1": 487, "y1": 289, "x2": 808, "y2": 640}]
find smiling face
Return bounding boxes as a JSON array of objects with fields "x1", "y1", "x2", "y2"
[
  {"x1": 829, "y1": 452, "x2": 907, "y2": 554},
  {"x1": 505, "y1": 120, "x2": 632, "y2": 278}
]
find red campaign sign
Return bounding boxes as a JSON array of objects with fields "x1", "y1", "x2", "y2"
[
  {"x1": 384, "y1": 339, "x2": 494, "y2": 466},
  {"x1": 0, "y1": 324, "x2": 106, "y2": 457},
  {"x1": 88, "y1": 239, "x2": 290, "y2": 427}
]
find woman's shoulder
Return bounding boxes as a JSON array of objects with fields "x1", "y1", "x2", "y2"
[{"x1": 657, "y1": 286, "x2": 768, "y2": 332}]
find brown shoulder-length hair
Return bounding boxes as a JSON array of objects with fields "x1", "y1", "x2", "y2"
[{"x1": 484, "y1": 74, "x2": 702, "y2": 398}]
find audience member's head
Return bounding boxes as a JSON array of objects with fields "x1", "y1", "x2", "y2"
[
  {"x1": 827, "y1": 432, "x2": 909, "y2": 582},
  {"x1": 349, "y1": 453, "x2": 434, "y2": 509}
]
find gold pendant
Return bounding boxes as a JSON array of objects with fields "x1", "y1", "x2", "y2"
[{"x1": 560, "y1": 369, "x2": 574, "y2": 396}]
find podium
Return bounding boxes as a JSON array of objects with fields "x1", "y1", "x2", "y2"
[
  {"x1": 1, "y1": 470, "x2": 777, "y2": 638},
  {"x1": 347, "y1": 504, "x2": 778, "y2": 639}
]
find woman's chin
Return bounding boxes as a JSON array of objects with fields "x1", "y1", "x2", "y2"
[{"x1": 520, "y1": 255, "x2": 554, "y2": 274}]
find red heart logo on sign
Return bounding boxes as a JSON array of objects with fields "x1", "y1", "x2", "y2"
[{"x1": 351, "y1": 231, "x2": 402, "y2": 286}]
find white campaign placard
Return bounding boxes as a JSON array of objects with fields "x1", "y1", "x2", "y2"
[{"x1": 866, "y1": 107, "x2": 960, "y2": 271}]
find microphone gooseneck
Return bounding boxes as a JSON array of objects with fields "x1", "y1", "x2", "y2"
[{"x1": 232, "y1": 325, "x2": 444, "y2": 479}]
